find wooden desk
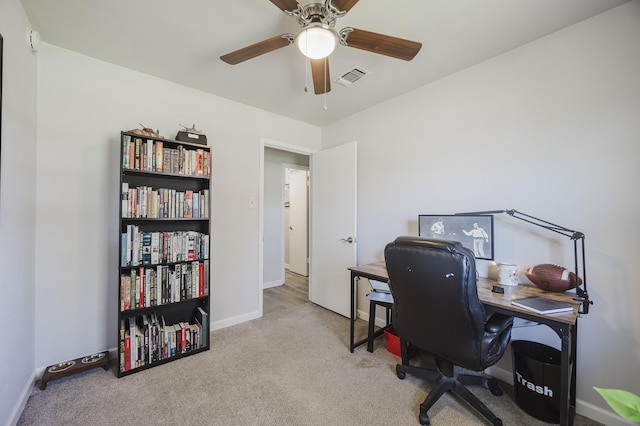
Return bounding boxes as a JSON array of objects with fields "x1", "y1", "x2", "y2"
[{"x1": 348, "y1": 261, "x2": 580, "y2": 426}]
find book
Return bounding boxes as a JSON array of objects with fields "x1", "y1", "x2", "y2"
[
  {"x1": 196, "y1": 149, "x2": 204, "y2": 176},
  {"x1": 149, "y1": 189, "x2": 158, "y2": 218},
  {"x1": 198, "y1": 262, "x2": 204, "y2": 297},
  {"x1": 130, "y1": 269, "x2": 137, "y2": 309},
  {"x1": 120, "y1": 274, "x2": 131, "y2": 311},
  {"x1": 193, "y1": 192, "x2": 200, "y2": 218},
  {"x1": 146, "y1": 139, "x2": 154, "y2": 171},
  {"x1": 204, "y1": 260, "x2": 209, "y2": 296},
  {"x1": 191, "y1": 261, "x2": 198, "y2": 297},
  {"x1": 161, "y1": 316, "x2": 168, "y2": 359},
  {"x1": 187, "y1": 231, "x2": 196, "y2": 260},
  {"x1": 142, "y1": 232, "x2": 152, "y2": 265},
  {"x1": 196, "y1": 307, "x2": 208, "y2": 347},
  {"x1": 121, "y1": 182, "x2": 129, "y2": 217},
  {"x1": 124, "y1": 330, "x2": 131, "y2": 371},
  {"x1": 163, "y1": 148, "x2": 171, "y2": 175},
  {"x1": 119, "y1": 320, "x2": 126, "y2": 371},
  {"x1": 134, "y1": 138, "x2": 141, "y2": 170},
  {"x1": 150, "y1": 232, "x2": 160, "y2": 264},
  {"x1": 511, "y1": 297, "x2": 573, "y2": 314},
  {"x1": 155, "y1": 141, "x2": 163, "y2": 172},
  {"x1": 129, "y1": 140, "x2": 135, "y2": 171},
  {"x1": 168, "y1": 320, "x2": 177, "y2": 357},
  {"x1": 185, "y1": 190, "x2": 193, "y2": 218},
  {"x1": 138, "y1": 267, "x2": 145, "y2": 308}
]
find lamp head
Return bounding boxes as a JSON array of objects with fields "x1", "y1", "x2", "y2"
[{"x1": 296, "y1": 24, "x2": 338, "y2": 59}]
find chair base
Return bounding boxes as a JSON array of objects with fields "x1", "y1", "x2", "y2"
[{"x1": 396, "y1": 363, "x2": 503, "y2": 426}]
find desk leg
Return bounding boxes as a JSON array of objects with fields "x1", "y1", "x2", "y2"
[
  {"x1": 350, "y1": 272, "x2": 356, "y2": 353},
  {"x1": 570, "y1": 323, "x2": 578, "y2": 424},
  {"x1": 559, "y1": 324, "x2": 577, "y2": 426}
]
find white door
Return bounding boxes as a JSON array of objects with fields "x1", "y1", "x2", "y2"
[
  {"x1": 288, "y1": 169, "x2": 309, "y2": 276},
  {"x1": 310, "y1": 142, "x2": 357, "y2": 317}
]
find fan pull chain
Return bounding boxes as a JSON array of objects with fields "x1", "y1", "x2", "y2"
[
  {"x1": 304, "y1": 36, "x2": 310, "y2": 93},
  {"x1": 322, "y1": 58, "x2": 328, "y2": 111},
  {"x1": 304, "y1": 57, "x2": 309, "y2": 93}
]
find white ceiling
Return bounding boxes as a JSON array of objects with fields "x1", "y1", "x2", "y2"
[{"x1": 20, "y1": 0, "x2": 629, "y2": 126}]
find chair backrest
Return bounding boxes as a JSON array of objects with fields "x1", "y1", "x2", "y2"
[{"x1": 384, "y1": 236, "x2": 488, "y2": 370}]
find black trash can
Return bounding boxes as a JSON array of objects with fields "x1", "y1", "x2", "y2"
[{"x1": 511, "y1": 340, "x2": 561, "y2": 424}]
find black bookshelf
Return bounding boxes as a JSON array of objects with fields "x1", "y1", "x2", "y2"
[{"x1": 117, "y1": 131, "x2": 211, "y2": 377}]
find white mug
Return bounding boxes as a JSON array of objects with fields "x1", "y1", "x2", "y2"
[{"x1": 498, "y1": 263, "x2": 519, "y2": 286}]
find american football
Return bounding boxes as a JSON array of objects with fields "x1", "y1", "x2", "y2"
[{"x1": 525, "y1": 264, "x2": 583, "y2": 292}]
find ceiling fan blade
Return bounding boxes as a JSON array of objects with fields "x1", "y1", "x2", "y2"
[
  {"x1": 310, "y1": 58, "x2": 331, "y2": 95},
  {"x1": 220, "y1": 35, "x2": 293, "y2": 65},
  {"x1": 342, "y1": 28, "x2": 422, "y2": 61},
  {"x1": 331, "y1": 0, "x2": 360, "y2": 13},
  {"x1": 269, "y1": 0, "x2": 300, "y2": 12}
]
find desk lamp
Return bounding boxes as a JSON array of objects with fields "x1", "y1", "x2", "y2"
[{"x1": 456, "y1": 209, "x2": 592, "y2": 314}]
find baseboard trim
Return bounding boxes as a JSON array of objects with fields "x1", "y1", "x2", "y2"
[
  {"x1": 575, "y1": 399, "x2": 632, "y2": 426},
  {"x1": 211, "y1": 310, "x2": 261, "y2": 331},
  {"x1": 7, "y1": 370, "x2": 36, "y2": 426},
  {"x1": 357, "y1": 307, "x2": 390, "y2": 329},
  {"x1": 263, "y1": 279, "x2": 283, "y2": 289}
]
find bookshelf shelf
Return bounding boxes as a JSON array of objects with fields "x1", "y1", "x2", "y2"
[{"x1": 117, "y1": 131, "x2": 211, "y2": 377}]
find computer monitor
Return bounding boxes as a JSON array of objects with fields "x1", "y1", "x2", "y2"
[{"x1": 418, "y1": 214, "x2": 494, "y2": 260}]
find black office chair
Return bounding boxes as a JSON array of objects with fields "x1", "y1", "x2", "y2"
[{"x1": 384, "y1": 236, "x2": 513, "y2": 426}]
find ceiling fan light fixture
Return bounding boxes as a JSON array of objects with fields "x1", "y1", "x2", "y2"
[{"x1": 296, "y1": 25, "x2": 338, "y2": 59}]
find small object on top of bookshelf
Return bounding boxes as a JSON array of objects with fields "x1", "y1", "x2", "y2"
[
  {"x1": 511, "y1": 297, "x2": 573, "y2": 315},
  {"x1": 176, "y1": 123, "x2": 207, "y2": 145},
  {"x1": 118, "y1": 131, "x2": 211, "y2": 377}
]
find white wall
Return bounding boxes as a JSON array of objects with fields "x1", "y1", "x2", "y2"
[
  {"x1": 0, "y1": 0, "x2": 38, "y2": 423},
  {"x1": 34, "y1": 43, "x2": 321, "y2": 369},
  {"x1": 263, "y1": 150, "x2": 286, "y2": 288},
  {"x1": 323, "y1": 2, "x2": 640, "y2": 423}
]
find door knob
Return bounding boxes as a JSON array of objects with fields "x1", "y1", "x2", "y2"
[{"x1": 340, "y1": 237, "x2": 354, "y2": 244}]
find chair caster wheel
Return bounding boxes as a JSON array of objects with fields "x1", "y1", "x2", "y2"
[
  {"x1": 395, "y1": 366, "x2": 406, "y2": 379},
  {"x1": 419, "y1": 412, "x2": 431, "y2": 425},
  {"x1": 488, "y1": 379, "x2": 503, "y2": 396}
]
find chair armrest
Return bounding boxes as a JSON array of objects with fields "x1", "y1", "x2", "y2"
[{"x1": 485, "y1": 313, "x2": 513, "y2": 334}]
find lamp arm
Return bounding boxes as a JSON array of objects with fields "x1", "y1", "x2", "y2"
[
  {"x1": 505, "y1": 209, "x2": 578, "y2": 238},
  {"x1": 456, "y1": 208, "x2": 592, "y2": 314}
]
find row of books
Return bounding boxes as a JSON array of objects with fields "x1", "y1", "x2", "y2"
[
  {"x1": 122, "y1": 135, "x2": 211, "y2": 177},
  {"x1": 120, "y1": 260, "x2": 209, "y2": 311},
  {"x1": 122, "y1": 183, "x2": 209, "y2": 219},
  {"x1": 121, "y1": 226, "x2": 209, "y2": 267},
  {"x1": 119, "y1": 308, "x2": 208, "y2": 372}
]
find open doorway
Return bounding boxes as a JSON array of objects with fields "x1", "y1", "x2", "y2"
[
  {"x1": 262, "y1": 146, "x2": 310, "y2": 315},
  {"x1": 260, "y1": 139, "x2": 358, "y2": 318}
]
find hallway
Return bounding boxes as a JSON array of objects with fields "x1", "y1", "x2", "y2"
[{"x1": 263, "y1": 270, "x2": 309, "y2": 316}]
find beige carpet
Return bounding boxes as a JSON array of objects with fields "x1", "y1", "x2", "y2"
[{"x1": 18, "y1": 303, "x2": 601, "y2": 425}]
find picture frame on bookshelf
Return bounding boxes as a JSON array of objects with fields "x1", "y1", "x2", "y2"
[{"x1": 418, "y1": 214, "x2": 494, "y2": 260}]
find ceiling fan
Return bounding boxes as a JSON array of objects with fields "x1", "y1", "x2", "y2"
[{"x1": 220, "y1": 0, "x2": 422, "y2": 95}]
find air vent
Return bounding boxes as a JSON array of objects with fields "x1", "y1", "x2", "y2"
[{"x1": 335, "y1": 66, "x2": 371, "y2": 87}]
